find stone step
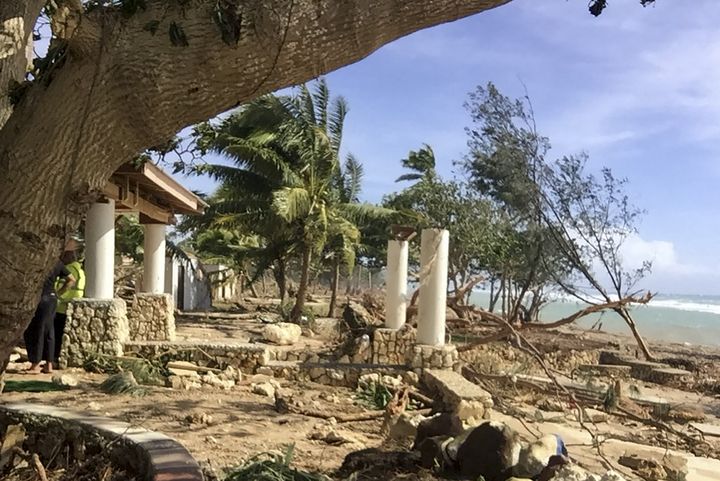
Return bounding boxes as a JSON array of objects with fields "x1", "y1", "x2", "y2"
[
  {"x1": 575, "y1": 364, "x2": 632, "y2": 379},
  {"x1": 423, "y1": 369, "x2": 493, "y2": 423},
  {"x1": 598, "y1": 351, "x2": 671, "y2": 382},
  {"x1": 648, "y1": 367, "x2": 694, "y2": 388}
]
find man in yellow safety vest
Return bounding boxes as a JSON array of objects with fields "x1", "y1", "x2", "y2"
[{"x1": 52, "y1": 241, "x2": 86, "y2": 367}]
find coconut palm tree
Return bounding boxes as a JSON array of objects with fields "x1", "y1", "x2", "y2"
[{"x1": 198, "y1": 79, "x2": 391, "y2": 321}]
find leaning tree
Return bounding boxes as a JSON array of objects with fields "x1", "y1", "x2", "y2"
[{"x1": 0, "y1": 0, "x2": 654, "y2": 363}]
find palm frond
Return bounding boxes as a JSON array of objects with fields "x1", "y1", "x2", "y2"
[
  {"x1": 343, "y1": 153, "x2": 364, "y2": 202},
  {"x1": 166, "y1": 240, "x2": 196, "y2": 273},
  {"x1": 273, "y1": 187, "x2": 312, "y2": 221},
  {"x1": 338, "y1": 203, "x2": 396, "y2": 224},
  {"x1": 328, "y1": 96, "x2": 348, "y2": 154},
  {"x1": 395, "y1": 173, "x2": 424, "y2": 183},
  {"x1": 313, "y1": 78, "x2": 330, "y2": 130}
]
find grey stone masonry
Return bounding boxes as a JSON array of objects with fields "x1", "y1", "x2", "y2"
[
  {"x1": 127, "y1": 293, "x2": 176, "y2": 342},
  {"x1": 422, "y1": 369, "x2": 494, "y2": 424},
  {"x1": 124, "y1": 340, "x2": 269, "y2": 371},
  {"x1": 372, "y1": 326, "x2": 416, "y2": 365},
  {"x1": 61, "y1": 298, "x2": 128, "y2": 368},
  {"x1": 408, "y1": 344, "x2": 458, "y2": 370}
]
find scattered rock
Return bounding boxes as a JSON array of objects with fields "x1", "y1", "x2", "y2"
[
  {"x1": 548, "y1": 464, "x2": 603, "y2": 481},
  {"x1": 220, "y1": 366, "x2": 242, "y2": 382},
  {"x1": 256, "y1": 366, "x2": 274, "y2": 377},
  {"x1": 167, "y1": 375, "x2": 201, "y2": 390},
  {"x1": 413, "y1": 413, "x2": 464, "y2": 449},
  {"x1": 309, "y1": 317, "x2": 346, "y2": 341},
  {"x1": 387, "y1": 412, "x2": 427, "y2": 444},
  {"x1": 402, "y1": 370, "x2": 420, "y2": 386},
  {"x1": 308, "y1": 424, "x2": 360, "y2": 446},
  {"x1": 186, "y1": 413, "x2": 214, "y2": 425},
  {"x1": 201, "y1": 372, "x2": 235, "y2": 390},
  {"x1": 205, "y1": 436, "x2": 219, "y2": 445},
  {"x1": 318, "y1": 391, "x2": 340, "y2": 403},
  {"x1": 263, "y1": 322, "x2": 302, "y2": 345},
  {"x1": 618, "y1": 452, "x2": 667, "y2": 481},
  {"x1": 8, "y1": 353, "x2": 20, "y2": 363},
  {"x1": 51, "y1": 373, "x2": 78, "y2": 387},
  {"x1": 252, "y1": 382, "x2": 276, "y2": 398},
  {"x1": 342, "y1": 301, "x2": 378, "y2": 330}
]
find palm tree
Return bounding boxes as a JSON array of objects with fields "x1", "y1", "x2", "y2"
[{"x1": 199, "y1": 79, "x2": 391, "y2": 321}]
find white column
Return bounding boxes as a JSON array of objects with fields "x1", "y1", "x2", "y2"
[
  {"x1": 84, "y1": 200, "x2": 115, "y2": 299},
  {"x1": 417, "y1": 229, "x2": 450, "y2": 346},
  {"x1": 385, "y1": 240, "x2": 409, "y2": 329},
  {"x1": 143, "y1": 223, "x2": 166, "y2": 294}
]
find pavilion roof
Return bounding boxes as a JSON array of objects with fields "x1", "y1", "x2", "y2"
[{"x1": 103, "y1": 162, "x2": 206, "y2": 224}]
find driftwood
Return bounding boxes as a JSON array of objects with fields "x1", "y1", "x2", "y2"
[{"x1": 457, "y1": 293, "x2": 653, "y2": 353}]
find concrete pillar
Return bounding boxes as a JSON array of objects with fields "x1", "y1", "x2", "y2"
[
  {"x1": 84, "y1": 200, "x2": 115, "y2": 299},
  {"x1": 385, "y1": 240, "x2": 409, "y2": 329},
  {"x1": 417, "y1": 229, "x2": 450, "y2": 346},
  {"x1": 143, "y1": 223, "x2": 166, "y2": 294}
]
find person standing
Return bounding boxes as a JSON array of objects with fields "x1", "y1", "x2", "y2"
[
  {"x1": 51, "y1": 242, "x2": 85, "y2": 368},
  {"x1": 24, "y1": 256, "x2": 76, "y2": 374}
]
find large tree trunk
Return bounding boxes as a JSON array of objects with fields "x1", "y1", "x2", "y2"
[
  {"x1": 290, "y1": 245, "x2": 311, "y2": 321},
  {"x1": 0, "y1": 0, "x2": 510, "y2": 363},
  {"x1": 615, "y1": 307, "x2": 654, "y2": 361},
  {"x1": 273, "y1": 259, "x2": 287, "y2": 302},
  {"x1": 327, "y1": 261, "x2": 340, "y2": 317}
]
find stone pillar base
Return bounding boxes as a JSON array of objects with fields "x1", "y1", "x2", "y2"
[
  {"x1": 61, "y1": 298, "x2": 128, "y2": 368},
  {"x1": 371, "y1": 326, "x2": 416, "y2": 365},
  {"x1": 408, "y1": 343, "x2": 458, "y2": 370},
  {"x1": 127, "y1": 293, "x2": 176, "y2": 342}
]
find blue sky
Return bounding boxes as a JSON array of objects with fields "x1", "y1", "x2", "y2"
[{"x1": 178, "y1": 0, "x2": 720, "y2": 295}]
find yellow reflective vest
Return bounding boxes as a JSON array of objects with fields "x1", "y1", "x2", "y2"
[{"x1": 55, "y1": 261, "x2": 86, "y2": 314}]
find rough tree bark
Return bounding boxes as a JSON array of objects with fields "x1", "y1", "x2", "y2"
[
  {"x1": 0, "y1": 0, "x2": 510, "y2": 362},
  {"x1": 290, "y1": 244, "x2": 311, "y2": 321},
  {"x1": 327, "y1": 260, "x2": 340, "y2": 317}
]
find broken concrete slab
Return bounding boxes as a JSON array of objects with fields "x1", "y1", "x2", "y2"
[
  {"x1": 689, "y1": 422, "x2": 720, "y2": 437},
  {"x1": 649, "y1": 367, "x2": 693, "y2": 387},
  {"x1": 422, "y1": 369, "x2": 493, "y2": 422}
]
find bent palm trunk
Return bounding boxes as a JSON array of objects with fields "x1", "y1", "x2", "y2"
[{"x1": 290, "y1": 246, "x2": 311, "y2": 322}]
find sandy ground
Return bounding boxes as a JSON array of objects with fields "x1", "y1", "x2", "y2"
[
  {"x1": 1, "y1": 368, "x2": 383, "y2": 477},
  {"x1": 5, "y1": 304, "x2": 720, "y2": 480}
]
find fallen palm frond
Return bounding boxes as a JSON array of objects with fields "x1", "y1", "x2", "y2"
[
  {"x1": 224, "y1": 445, "x2": 330, "y2": 481},
  {"x1": 354, "y1": 382, "x2": 392, "y2": 410},
  {"x1": 2, "y1": 380, "x2": 67, "y2": 393},
  {"x1": 84, "y1": 352, "x2": 168, "y2": 386},
  {"x1": 99, "y1": 372, "x2": 148, "y2": 397}
]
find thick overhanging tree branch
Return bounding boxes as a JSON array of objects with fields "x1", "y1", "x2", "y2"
[{"x1": 0, "y1": 0, "x2": 516, "y2": 363}]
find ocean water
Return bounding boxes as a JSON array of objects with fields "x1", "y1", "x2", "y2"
[{"x1": 466, "y1": 291, "x2": 720, "y2": 347}]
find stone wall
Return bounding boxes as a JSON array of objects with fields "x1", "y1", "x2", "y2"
[
  {"x1": 61, "y1": 299, "x2": 128, "y2": 368},
  {"x1": 127, "y1": 293, "x2": 176, "y2": 342},
  {"x1": 408, "y1": 344, "x2": 459, "y2": 370},
  {"x1": 371, "y1": 326, "x2": 416, "y2": 365},
  {"x1": 123, "y1": 341, "x2": 269, "y2": 371}
]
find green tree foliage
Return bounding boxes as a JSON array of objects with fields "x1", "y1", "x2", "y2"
[
  {"x1": 194, "y1": 79, "x2": 391, "y2": 320},
  {"x1": 460, "y1": 82, "x2": 653, "y2": 358},
  {"x1": 384, "y1": 145, "x2": 501, "y2": 300}
]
